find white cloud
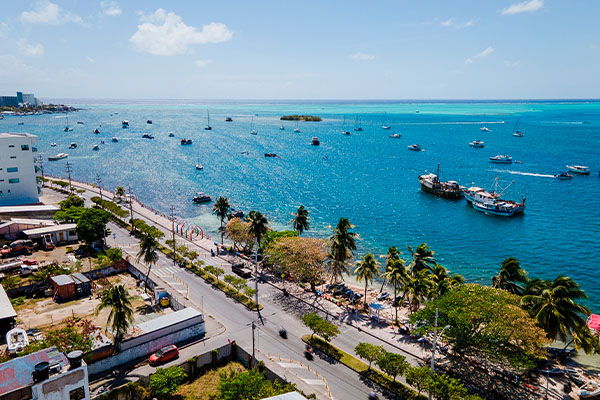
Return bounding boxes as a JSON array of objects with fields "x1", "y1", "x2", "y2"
[
  {"x1": 465, "y1": 46, "x2": 494, "y2": 64},
  {"x1": 17, "y1": 39, "x2": 44, "y2": 56},
  {"x1": 504, "y1": 60, "x2": 521, "y2": 67},
  {"x1": 194, "y1": 59, "x2": 213, "y2": 68},
  {"x1": 87, "y1": 56, "x2": 95, "y2": 63},
  {"x1": 501, "y1": 0, "x2": 543, "y2": 15},
  {"x1": 350, "y1": 52, "x2": 375, "y2": 61},
  {"x1": 440, "y1": 17, "x2": 474, "y2": 28},
  {"x1": 20, "y1": 0, "x2": 83, "y2": 25},
  {"x1": 129, "y1": 9, "x2": 233, "y2": 56},
  {"x1": 463, "y1": 20, "x2": 474, "y2": 27},
  {"x1": 440, "y1": 18, "x2": 454, "y2": 27},
  {"x1": 101, "y1": 1, "x2": 122, "y2": 17}
]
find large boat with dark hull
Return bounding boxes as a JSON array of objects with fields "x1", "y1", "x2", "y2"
[{"x1": 418, "y1": 164, "x2": 462, "y2": 199}]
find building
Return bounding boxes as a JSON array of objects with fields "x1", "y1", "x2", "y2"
[
  {"x1": 22, "y1": 223, "x2": 78, "y2": 246},
  {"x1": 0, "y1": 133, "x2": 40, "y2": 206},
  {"x1": 0, "y1": 92, "x2": 39, "y2": 108},
  {"x1": 50, "y1": 275, "x2": 76, "y2": 302},
  {"x1": 0, "y1": 218, "x2": 57, "y2": 240},
  {"x1": 0, "y1": 346, "x2": 90, "y2": 400},
  {"x1": 0, "y1": 284, "x2": 17, "y2": 342}
]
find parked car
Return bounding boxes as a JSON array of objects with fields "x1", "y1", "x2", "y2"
[{"x1": 149, "y1": 345, "x2": 179, "y2": 366}]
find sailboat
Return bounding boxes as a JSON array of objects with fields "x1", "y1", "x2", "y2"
[
  {"x1": 250, "y1": 116, "x2": 257, "y2": 135},
  {"x1": 294, "y1": 121, "x2": 300, "y2": 133},
  {"x1": 63, "y1": 115, "x2": 73, "y2": 132},
  {"x1": 195, "y1": 153, "x2": 203, "y2": 170},
  {"x1": 205, "y1": 110, "x2": 212, "y2": 130},
  {"x1": 381, "y1": 112, "x2": 391, "y2": 130},
  {"x1": 513, "y1": 118, "x2": 524, "y2": 137},
  {"x1": 354, "y1": 114, "x2": 363, "y2": 131},
  {"x1": 341, "y1": 116, "x2": 350, "y2": 135}
]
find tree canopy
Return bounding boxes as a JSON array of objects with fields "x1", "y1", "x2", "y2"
[
  {"x1": 225, "y1": 217, "x2": 254, "y2": 252},
  {"x1": 76, "y1": 208, "x2": 110, "y2": 245},
  {"x1": 150, "y1": 366, "x2": 187, "y2": 399},
  {"x1": 302, "y1": 312, "x2": 340, "y2": 342}
]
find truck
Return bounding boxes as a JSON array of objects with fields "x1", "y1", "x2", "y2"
[{"x1": 1, "y1": 240, "x2": 34, "y2": 258}]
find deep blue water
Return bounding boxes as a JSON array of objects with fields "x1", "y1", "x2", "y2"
[{"x1": 3, "y1": 100, "x2": 599, "y2": 310}]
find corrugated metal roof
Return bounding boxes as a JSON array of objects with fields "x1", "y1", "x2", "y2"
[
  {"x1": 71, "y1": 273, "x2": 90, "y2": 284},
  {"x1": 23, "y1": 223, "x2": 76, "y2": 236},
  {"x1": 0, "y1": 284, "x2": 16, "y2": 320},
  {"x1": 50, "y1": 274, "x2": 74, "y2": 286},
  {"x1": 136, "y1": 307, "x2": 202, "y2": 334},
  {"x1": 0, "y1": 205, "x2": 58, "y2": 213},
  {"x1": 262, "y1": 392, "x2": 308, "y2": 400}
]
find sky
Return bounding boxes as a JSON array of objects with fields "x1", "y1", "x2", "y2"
[{"x1": 0, "y1": 0, "x2": 599, "y2": 100}]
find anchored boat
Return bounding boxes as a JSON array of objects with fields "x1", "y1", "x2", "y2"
[
  {"x1": 193, "y1": 192, "x2": 211, "y2": 203},
  {"x1": 489, "y1": 155, "x2": 512, "y2": 163},
  {"x1": 463, "y1": 178, "x2": 526, "y2": 217},
  {"x1": 566, "y1": 165, "x2": 590, "y2": 175},
  {"x1": 418, "y1": 164, "x2": 462, "y2": 199},
  {"x1": 48, "y1": 153, "x2": 68, "y2": 161},
  {"x1": 469, "y1": 140, "x2": 485, "y2": 148}
]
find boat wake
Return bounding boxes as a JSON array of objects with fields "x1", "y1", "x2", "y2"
[
  {"x1": 400, "y1": 121, "x2": 505, "y2": 126},
  {"x1": 492, "y1": 169, "x2": 555, "y2": 178}
]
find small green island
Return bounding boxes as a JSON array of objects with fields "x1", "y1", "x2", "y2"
[{"x1": 280, "y1": 115, "x2": 322, "y2": 121}]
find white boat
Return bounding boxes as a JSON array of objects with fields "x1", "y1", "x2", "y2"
[
  {"x1": 195, "y1": 153, "x2": 203, "y2": 170},
  {"x1": 294, "y1": 121, "x2": 300, "y2": 133},
  {"x1": 250, "y1": 116, "x2": 257, "y2": 135},
  {"x1": 69, "y1": 142, "x2": 77, "y2": 149},
  {"x1": 311, "y1": 137, "x2": 320, "y2": 146},
  {"x1": 63, "y1": 116, "x2": 72, "y2": 132},
  {"x1": 566, "y1": 165, "x2": 590, "y2": 175},
  {"x1": 463, "y1": 179, "x2": 526, "y2": 217},
  {"x1": 389, "y1": 133, "x2": 401, "y2": 138},
  {"x1": 122, "y1": 120, "x2": 129, "y2": 128},
  {"x1": 280, "y1": 125, "x2": 285, "y2": 130},
  {"x1": 381, "y1": 112, "x2": 391, "y2": 130},
  {"x1": 50, "y1": 142, "x2": 57, "y2": 147},
  {"x1": 205, "y1": 110, "x2": 212, "y2": 130},
  {"x1": 408, "y1": 144, "x2": 421, "y2": 151},
  {"x1": 48, "y1": 153, "x2": 68, "y2": 161},
  {"x1": 92, "y1": 144, "x2": 100, "y2": 151},
  {"x1": 489, "y1": 155, "x2": 512, "y2": 163},
  {"x1": 193, "y1": 192, "x2": 211, "y2": 203},
  {"x1": 579, "y1": 381, "x2": 600, "y2": 398},
  {"x1": 513, "y1": 118, "x2": 524, "y2": 137},
  {"x1": 470, "y1": 140, "x2": 485, "y2": 148},
  {"x1": 111, "y1": 137, "x2": 118, "y2": 142},
  {"x1": 6, "y1": 328, "x2": 29, "y2": 354},
  {"x1": 480, "y1": 126, "x2": 490, "y2": 132}
]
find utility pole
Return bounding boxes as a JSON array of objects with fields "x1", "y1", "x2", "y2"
[
  {"x1": 251, "y1": 320, "x2": 256, "y2": 368},
  {"x1": 65, "y1": 162, "x2": 73, "y2": 193},
  {"x1": 37, "y1": 155, "x2": 44, "y2": 179},
  {"x1": 430, "y1": 308, "x2": 450, "y2": 400},
  {"x1": 128, "y1": 186, "x2": 134, "y2": 234},
  {"x1": 170, "y1": 205, "x2": 176, "y2": 266},
  {"x1": 254, "y1": 237, "x2": 261, "y2": 319},
  {"x1": 96, "y1": 174, "x2": 102, "y2": 202}
]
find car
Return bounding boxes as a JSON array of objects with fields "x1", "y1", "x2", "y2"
[{"x1": 149, "y1": 345, "x2": 179, "y2": 366}]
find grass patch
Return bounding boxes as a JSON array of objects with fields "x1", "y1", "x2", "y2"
[
  {"x1": 177, "y1": 362, "x2": 246, "y2": 400},
  {"x1": 303, "y1": 335, "x2": 425, "y2": 400}
]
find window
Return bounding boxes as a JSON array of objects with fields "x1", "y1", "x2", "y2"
[
  {"x1": 69, "y1": 387, "x2": 85, "y2": 400},
  {"x1": 8, "y1": 145, "x2": 14, "y2": 148},
  {"x1": 8, "y1": 178, "x2": 19, "y2": 184},
  {"x1": 10, "y1": 156, "x2": 16, "y2": 159},
  {"x1": 7, "y1": 167, "x2": 18, "y2": 173},
  {"x1": 21, "y1": 145, "x2": 29, "y2": 151}
]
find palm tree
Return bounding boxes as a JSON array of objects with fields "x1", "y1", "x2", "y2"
[
  {"x1": 136, "y1": 233, "x2": 159, "y2": 294},
  {"x1": 115, "y1": 186, "x2": 125, "y2": 201},
  {"x1": 408, "y1": 243, "x2": 437, "y2": 274},
  {"x1": 382, "y1": 255, "x2": 407, "y2": 323},
  {"x1": 521, "y1": 275, "x2": 590, "y2": 343},
  {"x1": 213, "y1": 196, "x2": 231, "y2": 244},
  {"x1": 96, "y1": 284, "x2": 133, "y2": 350},
  {"x1": 246, "y1": 210, "x2": 269, "y2": 250},
  {"x1": 326, "y1": 217, "x2": 358, "y2": 282},
  {"x1": 354, "y1": 254, "x2": 380, "y2": 309},
  {"x1": 430, "y1": 265, "x2": 464, "y2": 298},
  {"x1": 290, "y1": 205, "x2": 310, "y2": 235},
  {"x1": 492, "y1": 257, "x2": 528, "y2": 295},
  {"x1": 404, "y1": 269, "x2": 433, "y2": 313}
]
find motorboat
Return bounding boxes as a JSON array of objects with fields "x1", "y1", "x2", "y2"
[
  {"x1": 469, "y1": 140, "x2": 485, "y2": 148},
  {"x1": 69, "y1": 142, "x2": 77, "y2": 149},
  {"x1": 147, "y1": 120, "x2": 152, "y2": 124},
  {"x1": 225, "y1": 117, "x2": 233, "y2": 122},
  {"x1": 463, "y1": 179, "x2": 525, "y2": 217},
  {"x1": 566, "y1": 165, "x2": 590, "y2": 175},
  {"x1": 389, "y1": 133, "x2": 401, "y2": 138},
  {"x1": 480, "y1": 126, "x2": 490, "y2": 132},
  {"x1": 250, "y1": 116, "x2": 257, "y2": 135},
  {"x1": 168, "y1": 132, "x2": 175, "y2": 137},
  {"x1": 230, "y1": 210, "x2": 244, "y2": 218},
  {"x1": 63, "y1": 126, "x2": 73, "y2": 132},
  {"x1": 280, "y1": 126, "x2": 285, "y2": 130},
  {"x1": 419, "y1": 164, "x2": 462, "y2": 199},
  {"x1": 50, "y1": 142, "x2": 57, "y2": 147},
  {"x1": 195, "y1": 163, "x2": 203, "y2": 170},
  {"x1": 342, "y1": 130, "x2": 350, "y2": 135},
  {"x1": 250, "y1": 130, "x2": 258, "y2": 135},
  {"x1": 579, "y1": 381, "x2": 600, "y2": 399},
  {"x1": 311, "y1": 137, "x2": 320, "y2": 146},
  {"x1": 77, "y1": 121, "x2": 84, "y2": 124},
  {"x1": 408, "y1": 144, "x2": 421, "y2": 151},
  {"x1": 93, "y1": 128, "x2": 100, "y2": 134},
  {"x1": 555, "y1": 172, "x2": 573, "y2": 180},
  {"x1": 122, "y1": 120, "x2": 129, "y2": 128},
  {"x1": 111, "y1": 137, "x2": 118, "y2": 142},
  {"x1": 142, "y1": 134, "x2": 154, "y2": 139},
  {"x1": 264, "y1": 153, "x2": 278, "y2": 157},
  {"x1": 100, "y1": 140, "x2": 105, "y2": 144},
  {"x1": 294, "y1": 128, "x2": 300, "y2": 133},
  {"x1": 48, "y1": 153, "x2": 68, "y2": 161},
  {"x1": 489, "y1": 155, "x2": 512, "y2": 163},
  {"x1": 181, "y1": 138, "x2": 192, "y2": 145},
  {"x1": 193, "y1": 192, "x2": 211, "y2": 203},
  {"x1": 92, "y1": 144, "x2": 100, "y2": 151},
  {"x1": 6, "y1": 328, "x2": 29, "y2": 354}
]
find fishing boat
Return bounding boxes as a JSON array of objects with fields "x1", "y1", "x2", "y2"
[
  {"x1": 381, "y1": 112, "x2": 391, "y2": 130},
  {"x1": 408, "y1": 144, "x2": 422, "y2": 151},
  {"x1": 231, "y1": 210, "x2": 244, "y2": 218},
  {"x1": 93, "y1": 128, "x2": 100, "y2": 134},
  {"x1": 225, "y1": 117, "x2": 233, "y2": 122},
  {"x1": 418, "y1": 164, "x2": 462, "y2": 199},
  {"x1": 463, "y1": 179, "x2": 526, "y2": 217},
  {"x1": 555, "y1": 172, "x2": 573, "y2": 180},
  {"x1": 579, "y1": 381, "x2": 600, "y2": 399},
  {"x1": 50, "y1": 142, "x2": 57, "y2": 147},
  {"x1": 311, "y1": 137, "x2": 320, "y2": 146},
  {"x1": 389, "y1": 133, "x2": 401, "y2": 138},
  {"x1": 205, "y1": 110, "x2": 212, "y2": 130},
  {"x1": 48, "y1": 153, "x2": 68, "y2": 161},
  {"x1": 354, "y1": 114, "x2": 363, "y2": 131},
  {"x1": 142, "y1": 133, "x2": 154, "y2": 139},
  {"x1": 489, "y1": 155, "x2": 512, "y2": 163},
  {"x1": 469, "y1": 140, "x2": 485, "y2": 148},
  {"x1": 168, "y1": 132, "x2": 175, "y2": 137},
  {"x1": 250, "y1": 116, "x2": 257, "y2": 135},
  {"x1": 122, "y1": 120, "x2": 129, "y2": 128},
  {"x1": 111, "y1": 137, "x2": 118, "y2": 142},
  {"x1": 69, "y1": 142, "x2": 77, "y2": 149},
  {"x1": 181, "y1": 138, "x2": 192, "y2": 145},
  {"x1": 193, "y1": 192, "x2": 211, "y2": 203},
  {"x1": 6, "y1": 328, "x2": 29, "y2": 354},
  {"x1": 566, "y1": 165, "x2": 590, "y2": 175},
  {"x1": 147, "y1": 120, "x2": 152, "y2": 124},
  {"x1": 341, "y1": 116, "x2": 350, "y2": 135},
  {"x1": 513, "y1": 118, "x2": 524, "y2": 137},
  {"x1": 92, "y1": 144, "x2": 100, "y2": 151}
]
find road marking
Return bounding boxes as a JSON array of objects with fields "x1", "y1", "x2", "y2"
[
  {"x1": 278, "y1": 362, "x2": 304, "y2": 369},
  {"x1": 302, "y1": 379, "x2": 325, "y2": 385}
]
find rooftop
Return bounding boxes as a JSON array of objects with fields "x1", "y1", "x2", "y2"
[
  {"x1": 136, "y1": 307, "x2": 203, "y2": 334},
  {"x1": 262, "y1": 392, "x2": 308, "y2": 400},
  {"x1": 50, "y1": 274, "x2": 75, "y2": 286},
  {"x1": 0, "y1": 284, "x2": 17, "y2": 320},
  {"x1": 23, "y1": 223, "x2": 76, "y2": 236},
  {"x1": 0, "y1": 132, "x2": 38, "y2": 141},
  {"x1": 0, "y1": 205, "x2": 59, "y2": 214}
]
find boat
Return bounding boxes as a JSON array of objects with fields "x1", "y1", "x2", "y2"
[
  {"x1": 415, "y1": 110, "x2": 420, "y2": 114},
  {"x1": 489, "y1": 155, "x2": 512, "y2": 163},
  {"x1": 93, "y1": 128, "x2": 100, "y2": 134},
  {"x1": 50, "y1": 143, "x2": 57, "y2": 147},
  {"x1": 68, "y1": 142, "x2": 77, "y2": 149},
  {"x1": 264, "y1": 153, "x2": 278, "y2": 157},
  {"x1": 382, "y1": 112, "x2": 391, "y2": 130},
  {"x1": 147, "y1": 120, "x2": 152, "y2": 124},
  {"x1": 566, "y1": 165, "x2": 590, "y2": 175},
  {"x1": 408, "y1": 144, "x2": 421, "y2": 151},
  {"x1": 181, "y1": 138, "x2": 192, "y2": 145},
  {"x1": 100, "y1": 140, "x2": 105, "y2": 144},
  {"x1": 389, "y1": 133, "x2": 401, "y2": 139},
  {"x1": 469, "y1": 140, "x2": 485, "y2": 148},
  {"x1": 142, "y1": 133, "x2": 154, "y2": 139},
  {"x1": 122, "y1": 120, "x2": 129, "y2": 128},
  {"x1": 77, "y1": 121, "x2": 84, "y2": 124},
  {"x1": 555, "y1": 172, "x2": 573, "y2": 180},
  {"x1": 280, "y1": 125, "x2": 285, "y2": 130},
  {"x1": 250, "y1": 116, "x2": 257, "y2": 135},
  {"x1": 205, "y1": 110, "x2": 212, "y2": 130},
  {"x1": 513, "y1": 118, "x2": 524, "y2": 137},
  {"x1": 294, "y1": 121, "x2": 300, "y2": 133},
  {"x1": 225, "y1": 117, "x2": 233, "y2": 122},
  {"x1": 463, "y1": 179, "x2": 526, "y2": 217},
  {"x1": 193, "y1": 192, "x2": 211, "y2": 203},
  {"x1": 195, "y1": 153, "x2": 203, "y2": 170},
  {"x1": 565, "y1": 368, "x2": 586, "y2": 387},
  {"x1": 418, "y1": 164, "x2": 462, "y2": 199},
  {"x1": 354, "y1": 114, "x2": 363, "y2": 131},
  {"x1": 17, "y1": 122, "x2": 24, "y2": 125},
  {"x1": 63, "y1": 116, "x2": 72, "y2": 132},
  {"x1": 230, "y1": 210, "x2": 244, "y2": 218},
  {"x1": 168, "y1": 132, "x2": 175, "y2": 137},
  {"x1": 111, "y1": 137, "x2": 118, "y2": 142},
  {"x1": 48, "y1": 153, "x2": 68, "y2": 161},
  {"x1": 341, "y1": 116, "x2": 350, "y2": 135},
  {"x1": 92, "y1": 144, "x2": 100, "y2": 151},
  {"x1": 311, "y1": 137, "x2": 320, "y2": 146},
  {"x1": 480, "y1": 126, "x2": 490, "y2": 132},
  {"x1": 6, "y1": 328, "x2": 29, "y2": 354},
  {"x1": 579, "y1": 381, "x2": 600, "y2": 399}
]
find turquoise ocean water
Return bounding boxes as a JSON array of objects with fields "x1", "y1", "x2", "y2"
[{"x1": 3, "y1": 100, "x2": 599, "y2": 310}]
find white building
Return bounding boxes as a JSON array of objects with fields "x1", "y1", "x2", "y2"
[{"x1": 0, "y1": 133, "x2": 39, "y2": 206}]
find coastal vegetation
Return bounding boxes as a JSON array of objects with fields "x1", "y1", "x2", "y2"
[
  {"x1": 76, "y1": 208, "x2": 111, "y2": 246},
  {"x1": 326, "y1": 217, "x2": 358, "y2": 282},
  {"x1": 96, "y1": 284, "x2": 134, "y2": 350},
  {"x1": 280, "y1": 115, "x2": 322, "y2": 121},
  {"x1": 137, "y1": 233, "x2": 159, "y2": 293},
  {"x1": 213, "y1": 196, "x2": 231, "y2": 244},
  {"x1": 290, "y1": 205, "x2": 310, "y2": 235},
  {"x1": 301, "y1": 312, "x2": 339, "y2": 341},
  {"x1": 265, "y1": 237, "x2": 326, "y2": 291}
]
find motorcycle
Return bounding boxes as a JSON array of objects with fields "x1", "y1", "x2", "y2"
[
  {"x1": 279, "y1": 327, "x2": 287, "y2": 339},
  {"x1": 304, "y1": 344, "x2": 313, "y2": 360}
]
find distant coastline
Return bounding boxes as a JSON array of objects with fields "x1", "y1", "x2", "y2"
[
  {"x1": 1, "y1": 104, "x2": 78, "y2": 116},
  {"x1": 280, "y1": 115, "x2": 322, "y2": 121}
]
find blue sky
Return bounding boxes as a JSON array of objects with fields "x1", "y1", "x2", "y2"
[{"x1": 0, "y1": 0, "x2": 598, "y2": 99}]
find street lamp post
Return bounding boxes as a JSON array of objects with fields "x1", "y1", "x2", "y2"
[{"x1": 429, "y1": 308, "x2": 450, "y2": 400}]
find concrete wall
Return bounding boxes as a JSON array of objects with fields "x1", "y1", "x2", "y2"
[
  {"x1": 0, "y1": 133, "x2": 39, "y2": 206},
  {"x1": 30, "y1": 363, "x2": 90, "y2": 400}
]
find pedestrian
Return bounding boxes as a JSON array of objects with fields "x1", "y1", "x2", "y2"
[{"x1": 211, "y1": 249, "x2": 214, "y2": 257}]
